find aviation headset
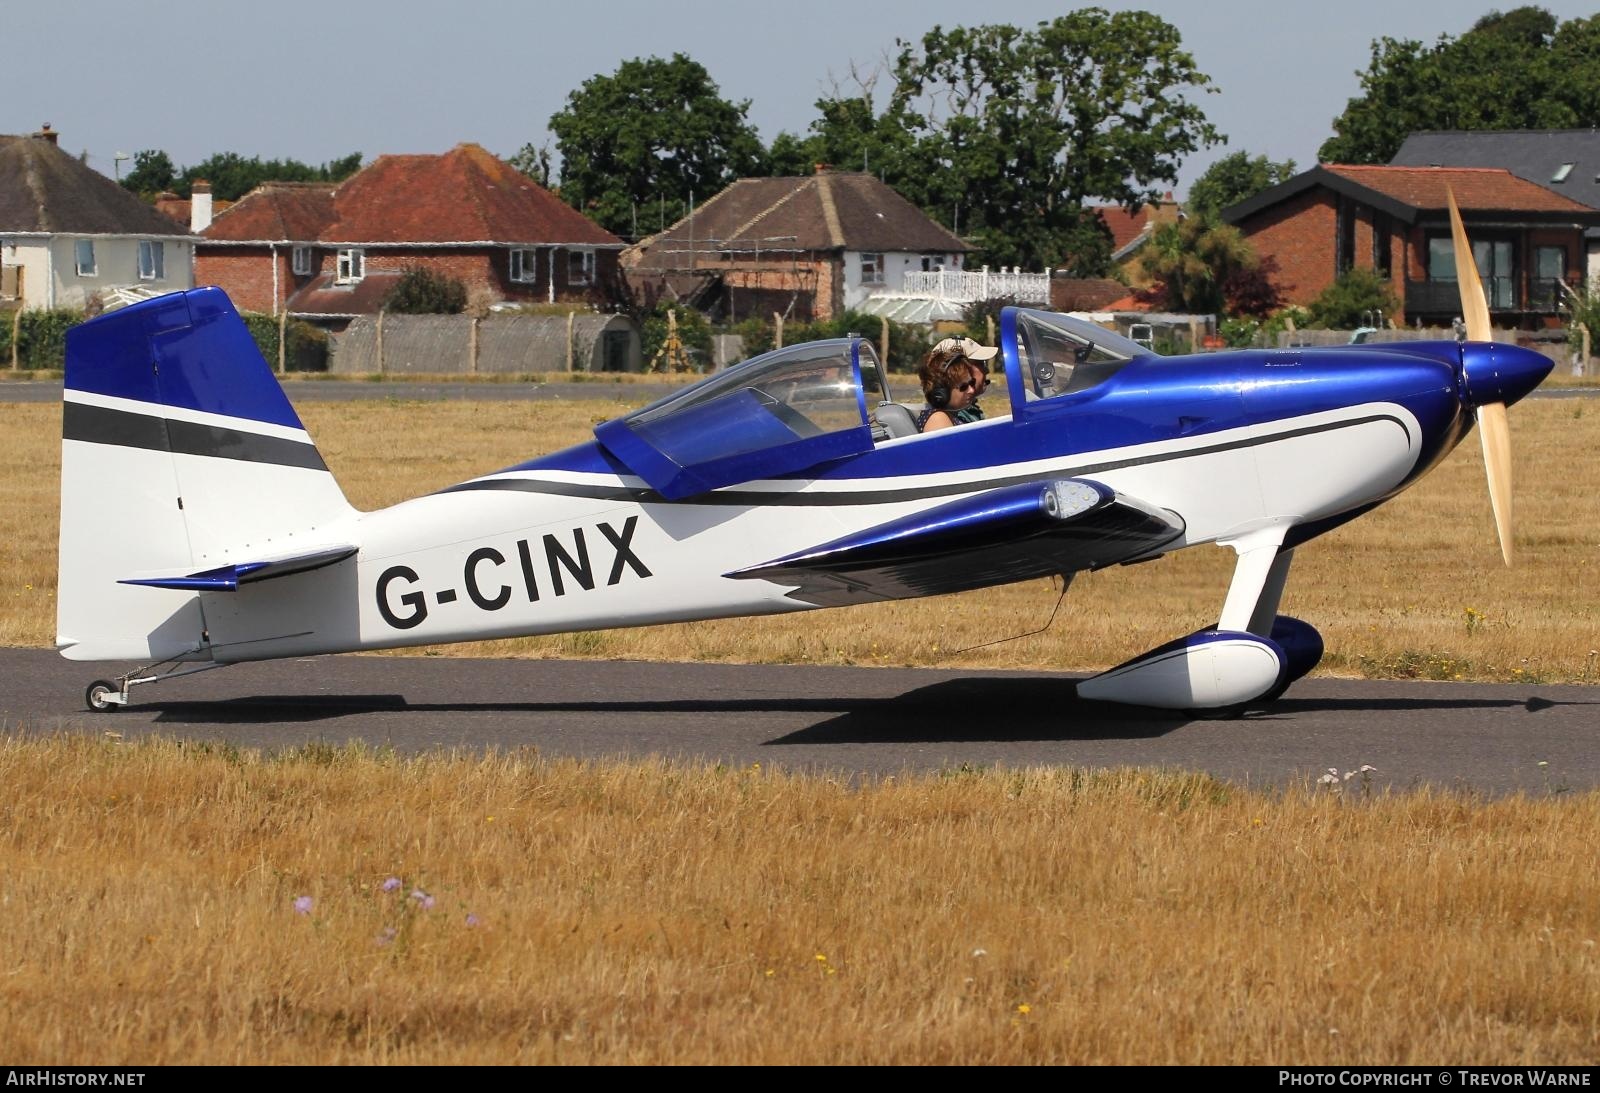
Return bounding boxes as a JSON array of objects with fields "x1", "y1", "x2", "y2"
[{"x1": 925, "y1": 351, "x2": 973, "y2": 410}]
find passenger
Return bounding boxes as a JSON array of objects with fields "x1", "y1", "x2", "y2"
[{"x1": 917, "y1": 337, "x2": 999, "y2": 433}]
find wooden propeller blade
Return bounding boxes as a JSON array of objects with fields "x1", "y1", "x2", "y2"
[
  {"x1": 1446, "y1": 186, "x2": 1492, "y2": 343},
  {"x1": 1478, "y1": 400, "x2": 1514, "y2": 565}
]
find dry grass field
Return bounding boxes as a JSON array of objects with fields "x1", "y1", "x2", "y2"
[
  {"x1": 2, "y1": 395, "x2": 1596, "y2": 681},
  {"x1": 1, "y1": 735, "x2": 1597, "y2": 1065}
]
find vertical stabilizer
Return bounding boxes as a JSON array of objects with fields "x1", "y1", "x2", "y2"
[{"x1": 57, "y1": 288, "x2": 354, "y2": 661}]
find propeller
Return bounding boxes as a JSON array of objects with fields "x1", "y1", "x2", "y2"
[{"x1": 1446, "y1": 186, "x2": 1515, "y2": 565}]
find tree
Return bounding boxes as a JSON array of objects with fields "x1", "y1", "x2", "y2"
[
  {"x1": 1319, "y1": 7, "x2": 1600, "y2": 164},
  {"x1": 1306, "y1": 268, "x2": 1400, "y2": 329},
  {"x1": 550, "y1": 54, "x2": 768, "y2": 239},
  {"x1": 120, "y1": 151, "x2": 363, "y2": 201},
  {"x1": 175, "y1": 152, "x2": 363, "y2": 201},
  {"x1": 507, "y1": 142, "x2": 552, "y2": 188},
  {"x1": 878, "y1": 12, "x2": 1222, "y2": 271},
  {"x1": 383, "y1": 268, "x2": 468, "y2": 315},
  {"x1": 1186, "y1": 151, "x2": 1297, "y2": 222},
  {"x1": 120, "y1": 150, "x2": 176, "y2": 198},
  {"x1": 1137, "y1": 218, "x2": 1262, "y2": 315}
]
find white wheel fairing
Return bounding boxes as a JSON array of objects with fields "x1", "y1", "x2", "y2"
[{"x1": 1077, "y1": 636, "x2": 1285, "y2": 710}]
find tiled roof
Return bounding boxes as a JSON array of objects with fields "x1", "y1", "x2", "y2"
[
  {"x1": 1095, "y1": 205, "x2": 1147, "y2": 252},
  {"x1": 324, "y1": 144, "x2": 619, "y2": 246},
  {"x1": 1225, "y1": 164, "x2": 1599, "y2": 225},
  {"x1": 0, "y1": 132, "x2": 195, "y2": 236},
  {"x1": 1391, "y1": 130, "x2": 1600, "y2": 211},
  {"x1": 204, "y1": 144, "x2": 618, "y2": 247},
  {"x1": 631, "y1": 173, "x2": 968, "y2": 268},
  {"x1": 190, "y1": 185, "x2": 321, "y2": 240},
  {"x1": 1323, "y1": 164, "x2": 1595, "y2": 213},
  {"x1": 285, "y1": 270, "x2": 403, "y2": 316}
]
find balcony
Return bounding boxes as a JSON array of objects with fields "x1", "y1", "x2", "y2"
[
  {"x1": 1405, "y1": 277, "x2": 1535, "y2": 317},
  {"x1": 898, "y1": 267, "x2": 1051, "y2": 305}
]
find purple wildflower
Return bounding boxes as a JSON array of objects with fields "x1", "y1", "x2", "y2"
[
  {"x1": 375, "y1": 926, "x2": 398, "y2": 947},
  {"x1": 293, "y1": 896, "x2": 313, "y2": 915},
  {"x1": 465, "y1": 914, "x2": 480, "y2": 927},
  {"x1": 381, "y1": 877, "x2": 402, "y2": 893}
]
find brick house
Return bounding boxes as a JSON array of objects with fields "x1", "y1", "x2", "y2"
[
  {"x1": 197, "y1": 143, "x2": 623, "y2": 322},
  {"x1": 1223, "y1": 164, "x2": 1600, "y2": 328},
  {"x1": 1, "y1": 125, "x2": 195, "y2": 310},
  {"x1": 623, "y1": 171, "x2": 970, "y2": 321},
  {"x1": 1391, "y1": 130, "x2": 1600, "y2": 283}
]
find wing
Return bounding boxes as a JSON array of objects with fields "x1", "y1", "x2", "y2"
[{"x1": 727, "y1": 478, "x2": 1183, "y2": 606}]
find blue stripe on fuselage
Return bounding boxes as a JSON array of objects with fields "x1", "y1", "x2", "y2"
[{"x1": 506, "y1": 342, "x2": 1466, "y2": 489}]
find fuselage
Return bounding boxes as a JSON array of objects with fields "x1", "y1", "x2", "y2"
[{"x1": 203, "y1": 341, "x2": 1475, "y2": 664}]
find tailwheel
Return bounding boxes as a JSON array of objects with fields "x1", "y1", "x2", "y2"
[{"x1": 85, "y1": 679, "x2": 123, "y2": 712}]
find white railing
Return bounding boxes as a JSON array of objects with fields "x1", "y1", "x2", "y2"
[{"x1": 899, "y1": 266, "x2": 1050, "y2": 304}]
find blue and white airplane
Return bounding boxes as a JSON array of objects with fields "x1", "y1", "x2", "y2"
[{"x1": 58, "y1": 197, "x2": 1550, "y2": 714}]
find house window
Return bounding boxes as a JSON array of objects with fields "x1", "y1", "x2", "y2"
[
  {"x1": 1533, "y1": 245, "x2": 1567, "y2": 310},
  {"x1": 335, "y1": 248, "x2": 365, "y2": 284},
  {"x1": 292, "y1": 246, "x2": 314, "y2": 276},
  {"x1": 1552, "y1": 162, "x2": 1575, "y2": 184},
  {"x1": 1428, "y1": 234, "x2": 1516, "y2": 309},
  {"x1": 921, "y1": 256, "x2": 933, "y2": 272},
  {"x1": 510, "y1": 248, "x2": 538, "y2": 283},
  {"x1": 75, "y1": 239, "x2": 97, "y2": 277},
  {"x1": 1336, "y1": 201, "x2": 1356, "y2": 275},
  {"x1": 567, "y1": 248, "x2": 595, "y2": 286},
  {"x1": 860, "y1": 252, "x2": 884, "y2": 284},
  {"x1": 138, "y1": 241, "x2": 165, "y2": 281},
  {"x1": 1372, "y1": 212, "x2": 1392, "y2": 277}
]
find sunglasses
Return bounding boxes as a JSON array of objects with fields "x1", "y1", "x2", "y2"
[{"x1": 956, "y1": 380, "x2": 977, "y2": 393}]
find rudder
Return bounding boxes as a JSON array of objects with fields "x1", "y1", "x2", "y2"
[{"x1": 57, "y1": 288, "x2": 354, "y2": 662}]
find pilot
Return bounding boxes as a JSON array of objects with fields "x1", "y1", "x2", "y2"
[{"x1": 916, "y1": 337, "x2": 999, "y2": 433}]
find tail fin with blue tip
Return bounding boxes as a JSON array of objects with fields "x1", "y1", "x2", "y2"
[{"x1": 57, "y1": 288, "x2": 355, "y2": 662}]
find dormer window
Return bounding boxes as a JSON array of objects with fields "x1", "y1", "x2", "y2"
[
  {"x1": 292, "y1": 246, "x2": 314, "y2": 276},
  {"x1": 335, "y1": 248, "x2": 365, "y2": 284}
]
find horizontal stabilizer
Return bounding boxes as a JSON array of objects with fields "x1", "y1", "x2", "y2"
[
  {"x1": 119, "y1": 545, "x2": 356, "y2": 592},
  {"x1": 727, "y1": 478, "x2": 1183, "y2": 606}
]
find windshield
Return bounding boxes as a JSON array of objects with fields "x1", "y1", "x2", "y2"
[{"x1": 1006, "y1": 308, "x2": 1147, "y2": 404}]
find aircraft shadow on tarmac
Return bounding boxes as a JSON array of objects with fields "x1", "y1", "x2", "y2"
[{"x1": 134, "y1": 677, "x2": 1595, "y2": 744}]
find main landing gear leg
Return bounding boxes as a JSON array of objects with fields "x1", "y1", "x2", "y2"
[{"x1": 84, "y1": 658, "x2": 229, "y2": 712}]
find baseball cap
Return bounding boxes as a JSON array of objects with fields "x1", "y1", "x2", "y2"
[{"x1": 932, "y1": 336, "x2": 999, "y2": 362}]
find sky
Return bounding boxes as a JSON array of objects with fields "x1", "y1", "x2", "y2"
[{"x1": 7, "y1": 0, "x2": 1597, "y2": 198}]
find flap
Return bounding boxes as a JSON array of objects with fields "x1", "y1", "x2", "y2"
[{"x1": 727, "y1": 479, "x2": 1183, "y2": 606}]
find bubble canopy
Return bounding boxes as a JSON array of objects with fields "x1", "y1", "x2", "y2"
[{"x1": 594, "y1": 338, "x2": 886, "y2": 499}]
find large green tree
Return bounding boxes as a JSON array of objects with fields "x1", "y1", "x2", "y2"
[
  {"x1": 874, "y1": 11, "x2": 1221, "y2": 272},
  {"x1": 1186, "y1": 151, "x2": 1297, "y2": 223},
  {"x1": 550, "y1": 53, "x2": 767, "y2": 239},
  {"x1": 1320, "y1": 7, "x2": 1600, "y2": 164}
]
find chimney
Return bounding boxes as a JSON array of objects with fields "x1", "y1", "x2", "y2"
[
  {"x1": 33, "y1": 123, "x2": 59, "y2": 146},
  {"x1": 191, "y1": 180, "x2": 213, "y2": 233}
]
